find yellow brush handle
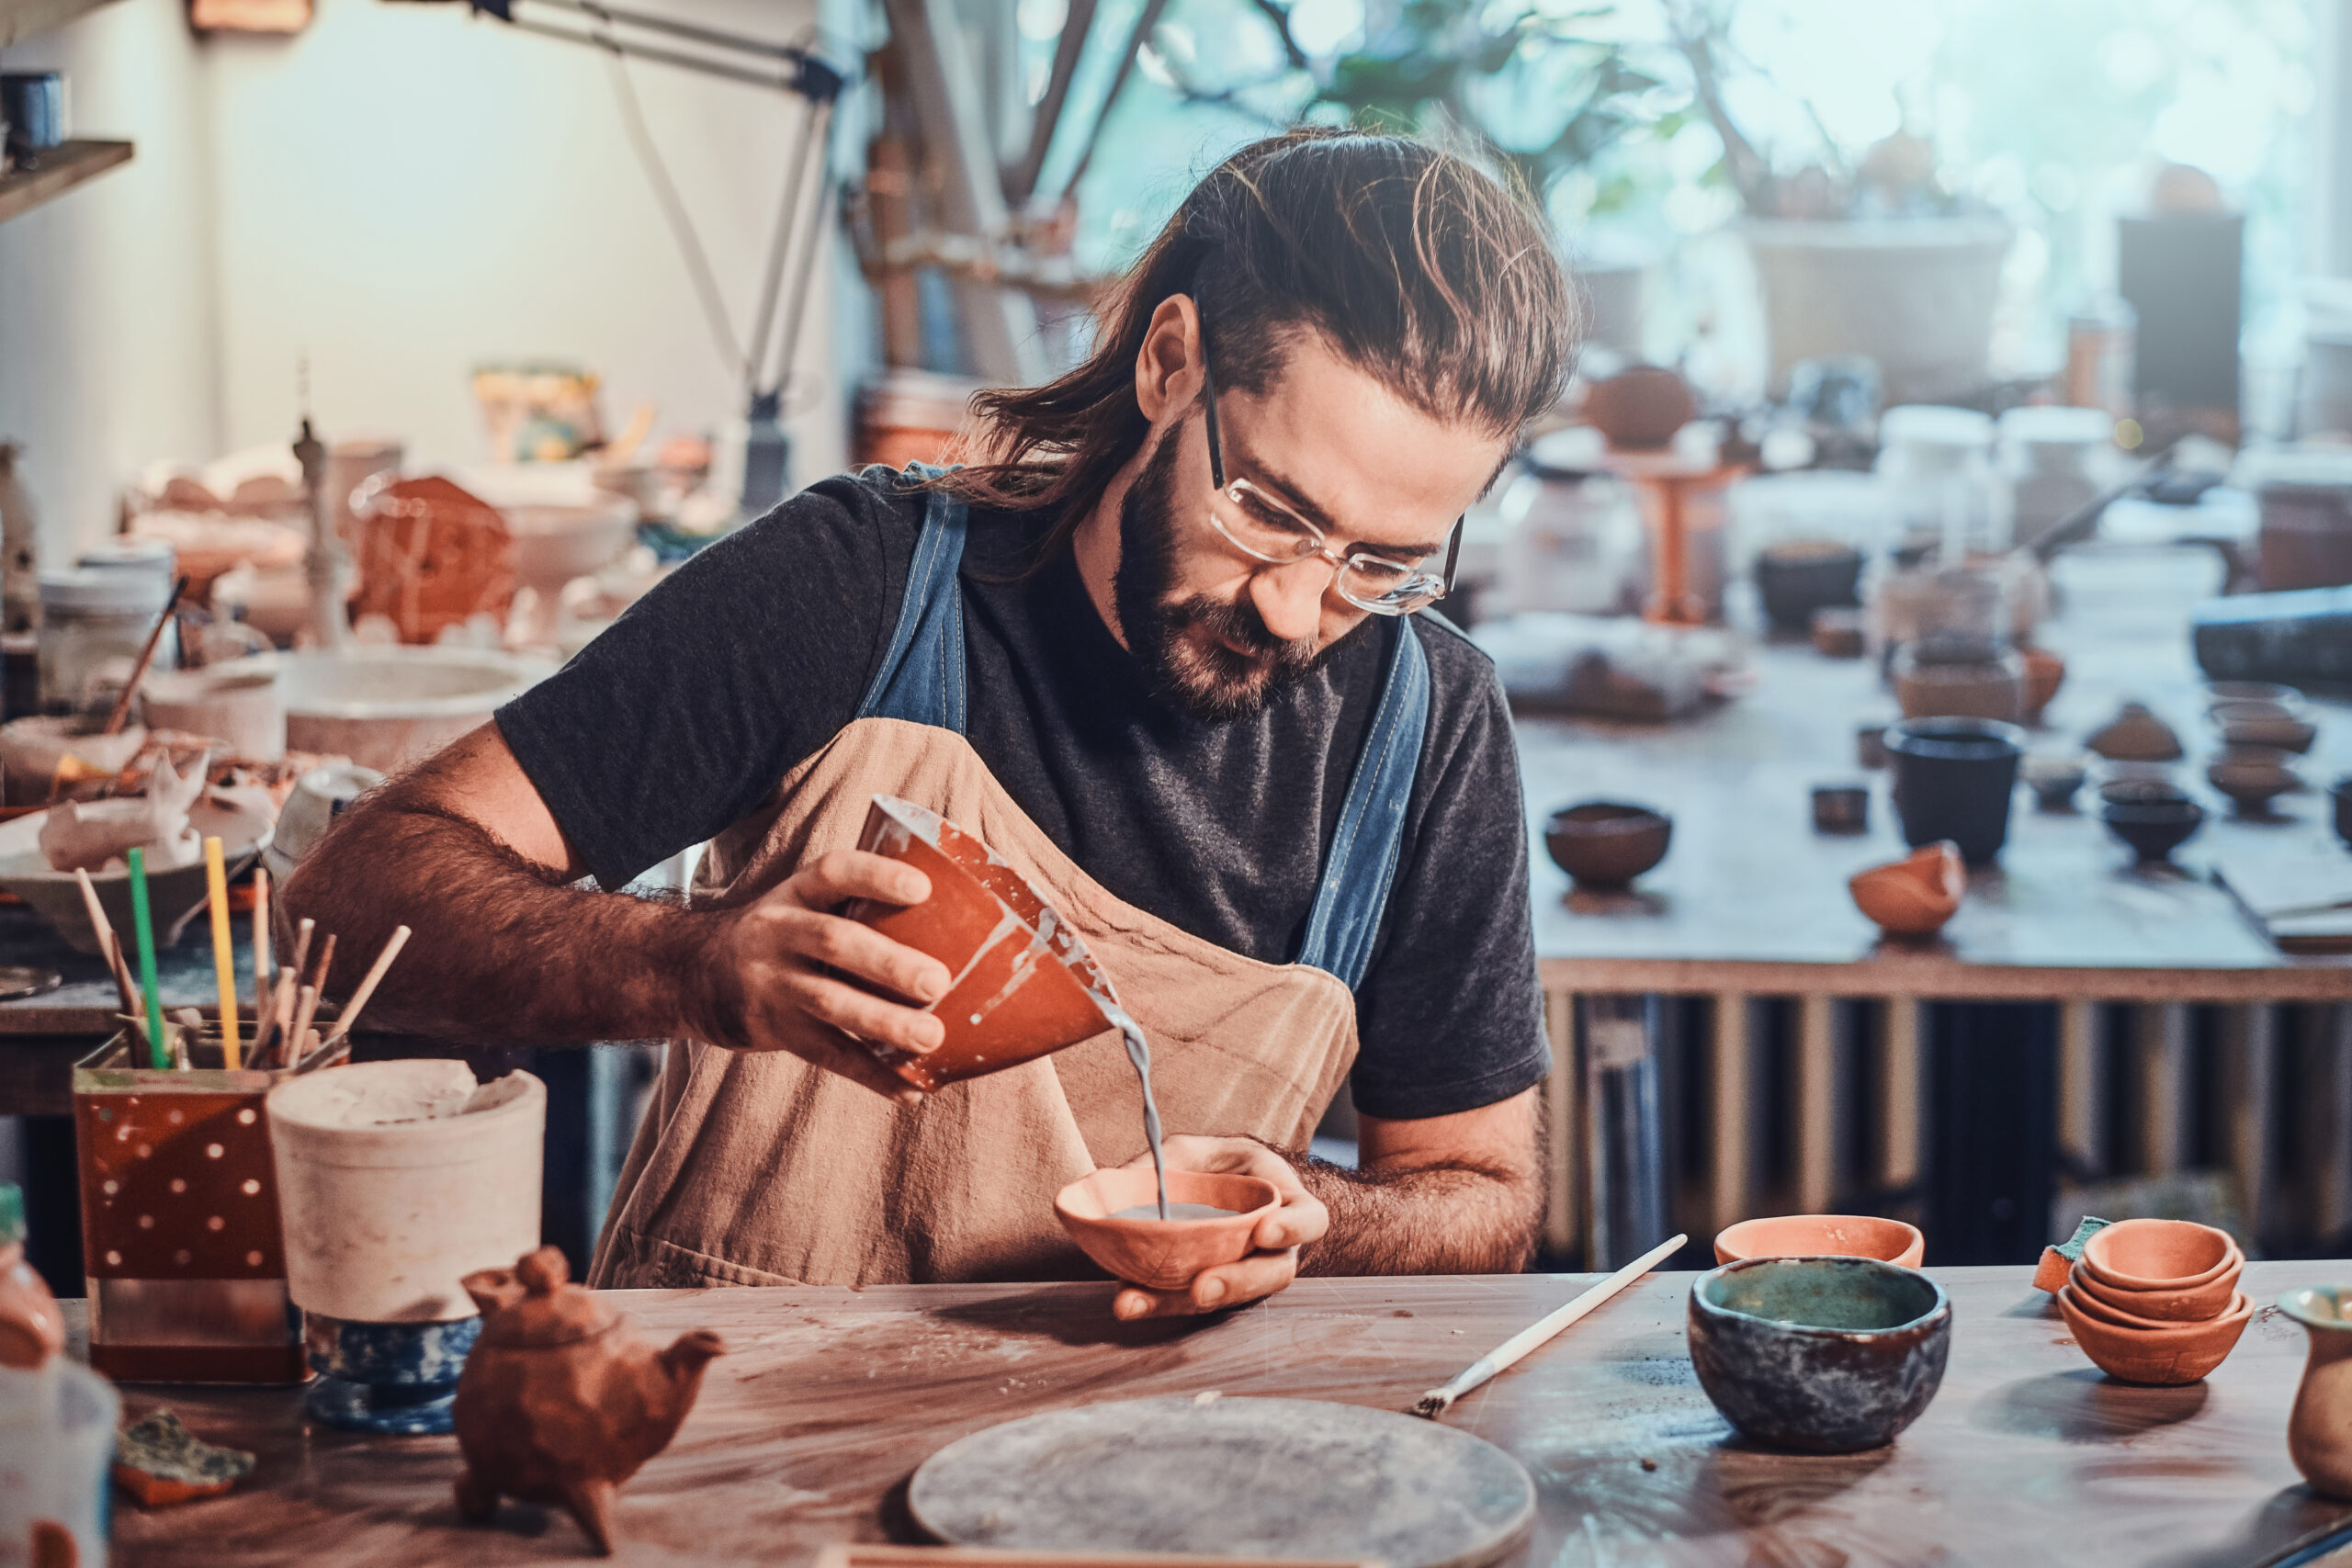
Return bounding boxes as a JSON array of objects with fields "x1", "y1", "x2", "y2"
[{"x1": 204, "y1": 836, "x2": 240, "y2": 1069}]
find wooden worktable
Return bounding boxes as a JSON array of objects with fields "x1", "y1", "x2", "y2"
[
  {"x1": 99, "y1": 1262, "x2": 2352, "y2": 1567},
  {"x1": 1517, "y1": 544, "x2": 2352, "y2": 1002}
]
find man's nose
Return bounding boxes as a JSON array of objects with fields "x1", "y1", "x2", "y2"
[{"x1": 1249, "y1": 556, "x2": 1330, "y2": 645}]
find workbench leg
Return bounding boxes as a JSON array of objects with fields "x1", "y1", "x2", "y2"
[
  {"x1": 1796, "y1": 994, "x2": 1839, "y2": 1214},
  {"x1": 1581, "y1": 993, "x2": 1668, "y2": 1269},
  {"x1": 2220, "y1": 1004, "x2": 2278, "y2": 1247},
  {"x1": 2318, "y1": 1004, "x2": 2352, "y2": 1248},
  {"x1": 1879, "y1": 998, "x2": 1924, "y2": 1196},
  {"x1": 1711, "y1": 992, "x2": 1754, "y2": 1235},
  {"x1": 2058, "y1": 998, "x2": 2104, "y2": 1181},
  {"x1": 2134, "y1": 1003, "x2": 2192, "y2": 1177},
  {"x1": 1542, "y1": 987, "x2": 1578, "y2": 1261}
]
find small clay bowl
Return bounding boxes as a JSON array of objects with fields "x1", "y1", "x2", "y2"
[
  {"x1": 1812, "y1": 606, "x2": 1866, "y2": 659},
  {"x1": 1054, "y1": 1168, "x2": 1282, "y2": 1292},
  {"x1": 2087, "y1": 702, "x2": 2184, "y2": 763},
  {"x1": 2204, "y1": 681, "x2": 2301, "y2": 715},
  {"x1": 1688, "y1": 1258, "x2": 1951, "y2": 1453},
  {"x1": 2207, "y1": 746, "x2": 2302, "y2": 816},
  {"x1": 2215, "y1": 705, "x2": 2318, "y2": 754},
  {"x1": 1544, "y1": 801, "x2": 1671, "y2": 890},
  {"x1": 2020, "y1": 752, "x2": 2088, "y2": 812},
  {"x1": 1583, "y1": 364, "x2": 1697, "y2": 451},
  {"x1": 1713, "y1": 1214, "x2": 1924, "y2": 1269},
  {"x1": 1855, "y1": 723, "x2": 1890, "y2": 770},
  {"x1": 2102, "y1": 796, "x2": 2203, "y2": 863},
  {"x1": 2070, "y1": 1257, "x2": 2243, "y2": 1325},
  {"x1": 1849, "y1": 841, "x2": 1964, "y2": 939},
  {"x1": 2079, "y1": 1217, "x2": 2238, "y2": 1291},
  {"x1": 1755, "y1": 540, "x2": 1864, "y2": 635},
  {"x1": 2055, "y1": 1285, "x2": 2253, "y2": 1385},
  {"x1": 1811, "y1": 784, "x2": 1870, "y2": 835}
]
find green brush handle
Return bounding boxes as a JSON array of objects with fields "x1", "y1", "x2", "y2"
[{"x1": 125, "y1": 847, "x2": 168, "y2": 1069}]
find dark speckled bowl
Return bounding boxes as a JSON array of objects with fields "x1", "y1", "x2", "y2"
[{"x1": 1687, "y1": 1257, "x2": 1952, "y2": 1453}]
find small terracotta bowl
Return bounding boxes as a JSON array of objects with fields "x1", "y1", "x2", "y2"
[
  {"x1": 1054, "y1": 1168, "x2": 1282, "y2": 1292},
  {"x1": 2068, "y1": 1259, "x2": 2242, "y2": 1326},
  {"x1": 1544, "y1": 801, "x2": 1672, "y2": 890},
  {"x1": 1714, "y1": 1214, "x2": 1925, "y2": 1269},
  {"x1": 2055, "y1": 1285, "x2": 2253, "y2": 1385},
  {"x1": 2079, "y1": 1217, "x2": 2237, "y2": 1291},
  {"x1": 1849, "y1": 841, "x2": 1964, "y2": 938}
]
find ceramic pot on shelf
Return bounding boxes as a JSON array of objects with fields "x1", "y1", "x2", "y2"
[
  {"x1": 1885, "y1": 717, "x2": 2025, "y2": 864},
  {"x1": 2282, "y1": 1286, "x2": 2352, "y2": 1500}
]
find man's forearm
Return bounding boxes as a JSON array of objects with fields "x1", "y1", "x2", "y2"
[
  {"x1": 1292, "y1": 1156, "x2": 1542, "y2": 1276},
  {"x1": 279, "y1": 787, "x2": 705, "y2": 1045}
]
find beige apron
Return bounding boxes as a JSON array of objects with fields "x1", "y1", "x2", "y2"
[{"x1": 590, "y1": 475, "x2": 1432, "y2": 1289}]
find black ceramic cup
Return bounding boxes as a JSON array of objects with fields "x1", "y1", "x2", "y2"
[
  {"x1": 1885, "y1": 717, "x2": 2025, "y2": 865},
  {"x1": 2335, "y1": 774, "x2": 2352, "y2": 852}
]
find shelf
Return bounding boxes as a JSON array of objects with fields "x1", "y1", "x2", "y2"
[
  {"x1": 0, "y1": 0, "x2": 125, "y2": 46},
  {"x1": 0, "y1": 139, "x2": 132, "y2": 226}
]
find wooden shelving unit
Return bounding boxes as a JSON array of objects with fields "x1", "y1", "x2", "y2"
[
  {"x1": 0, "y1": 139, "x2": 132, "y2": 225},
  {"x1": 0, "y1": 0, "x2": 124, "y2": 47}
]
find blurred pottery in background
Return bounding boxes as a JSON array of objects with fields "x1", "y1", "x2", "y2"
[
  {"x1": 1581, "y1": 365, "x2": 1697, "y2": 452},
  {"x1": 2281, "y1": 1286, "x2": 2352, "y2": 1501},
  {"x1": 2214, "y1": 701, "x2": 2318, "y2": 754},
  {"x1": 1855, "y1": 723, "x2": 1889, "y2": 770},
  {"x1": 2017, "y1": 645, "x2": 2066, "y2": 725},
  {"x1": 2206, "y1": 746, "x2": 2301, "y2": 816},
  {"x1": 1544, "y1": 801, "x2": 1672, "y2": 890},
  {"x1": 1849, "y1": 841, "x2": 1964, "y2": 939},
  {"x1": 1811, "y1": 784, "x2": 1869, "y2": 834},
  {"x1": 2203, "y1": 681, "x2": 2301, "y2": 716},
  {"x1": 2100, "y1": 782, "x2": 2204, "y2": 864},
  {"x1": 2020, "y1": 751, "x2": 2088, "y2": 812},
  {"x1": 1885, "y1": 717, "x2": 2024, "y2": 864},
  {"x1": 1054, "y1": 1168, "x2": 1281, "y2": 1292},
  {"x1": 1812, "y1": 606, "x2": 1866, "y2": 658},
  {"x1": 141, "y1": 660, "x2": 286, "y2": 759},
  {"x1": 1713, "y1": 1214, "x2": 1924, "y2": 1269},
  {"x1": 1892, "y1": 645, "x2": 2023, "y2": 723},
  {"x1": 261, "y1": 761, "x2": 387, "y2": 887},
  {"x1": 2086, "y1": 702, "x2": 2184, "y2": 762},
  {"x1": 2334, "y1": 773, "x2": 2352, "y2": 850},
  {"x1": 847, "y1": 795, "x2": 1117, "y2": 1091},
  {"x1": 1755, "y1": 540, "x2": 1864, "y2": 634},
  {"x1": 1688, "y1": 1258, "x2": 1951, "y2": 1452}
]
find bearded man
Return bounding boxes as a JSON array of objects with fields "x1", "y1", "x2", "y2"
[{"x1": 285, "y1": 129, "x2": 1578, "y2": 1319}]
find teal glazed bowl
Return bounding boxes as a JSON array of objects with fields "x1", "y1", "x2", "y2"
[{"x1": 1688, "y1": 1257, "x2": 1951, "y2": 1453}]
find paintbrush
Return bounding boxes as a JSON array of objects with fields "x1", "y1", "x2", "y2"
[
  {"x1": 249, "y1": 870, "x2": 274, "y2": 1064},
  {"x1": 71, "y1": 868, "x2": 138, "y2": 1015},
  {"x1": 1409, "y1": 1233, "x2": 1685, "y2": 1420},
  {"x1": 124, "y1": 847, "x2": 169, "y2": 1069},
  {"x1": 99, "y1": 574, "x2": 189, "y2": 738},
  {"x1": 203, "y1": 836, "x2": 240, "y2": 1068}
]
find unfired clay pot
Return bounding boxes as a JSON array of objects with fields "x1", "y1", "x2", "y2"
[
  {"x1": 454, "y1": 1247, "x2": 726, "y2": 1556},
  {"x1": 2055, "y1": 1285, "x2": 2251, "y2": 1385},
  {"x1": 1848, "y1": 841, "x2": 1964, "y2": 938},
  {"x1": 2079, "y1": 1217, "x2": 2237, "y2": 1291},
  {"x1": 2086, "y1": 701, "x2": 2184, "y2": 763},
  {"x1": 2281, "y1": 1286, "x2": 2352, "y2": 1500},
  {"x1": 1582, "y1": 365, "x2": 1697, "y2": 451},
  {"x1": 2018, "y1": 645, "x2": 2066, "y2": 725},
  {"x1": 847, "y1": 795, "x2": 1116, "y2": 1092},
  {"x1": 1054, "y1": 1168, "x2": 1280, "y2": 1292},
  {"x1": 1714, "y1": 1214, "x2": 1925, "y2": 1269},
  {"x1": 2072, "y1": 1253, "x2": 2244, "y2": 1323}
]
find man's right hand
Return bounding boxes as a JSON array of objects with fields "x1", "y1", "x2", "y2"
[{"x1": 690, "y1": 849, "x2": 953, "y2": 1104}]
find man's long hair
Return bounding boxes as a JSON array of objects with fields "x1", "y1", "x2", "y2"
[{"x1": 940, "y1": 129, "x2": 1578, "y2": 558}]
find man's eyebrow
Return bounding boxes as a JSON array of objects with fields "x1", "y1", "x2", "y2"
[{"x1": 1227, "y1": 434, "x2": 1446, "y2": 559}]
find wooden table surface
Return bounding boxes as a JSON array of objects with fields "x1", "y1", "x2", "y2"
[
  {"x1": 97, "y1": 1262, "x2": 2352, "y2": 1568},
  {"x1": 1517, "y1": 544, "x2": 2352, "y2": 1000}
]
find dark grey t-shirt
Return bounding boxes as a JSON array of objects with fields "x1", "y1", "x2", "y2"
[{"x1": 496, "y1": 469, "x2": 1547, "y2": 1121}]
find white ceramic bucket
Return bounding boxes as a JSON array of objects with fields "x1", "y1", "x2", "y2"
[
  {"x1": 0, "y1": 1359, "x2": 119, "y2": 1568},
  {"x1": 267, "y1": 1061, "x2": 545, "y2": 1323}
]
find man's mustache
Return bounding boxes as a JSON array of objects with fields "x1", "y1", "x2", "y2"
[{"x1": 1166, "y1": 592, "x2": 1317, "y2": 669}]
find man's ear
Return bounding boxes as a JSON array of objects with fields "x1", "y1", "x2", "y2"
[{"x1": 1134, "y1": 293, "x2": 1204, "y2": 424}]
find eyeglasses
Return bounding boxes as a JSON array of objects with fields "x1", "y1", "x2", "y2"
[{"x1": 1198, "y1": 329, "x2": 1462, "y2": 617}]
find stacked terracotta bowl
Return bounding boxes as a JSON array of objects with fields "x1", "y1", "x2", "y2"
[{"x1": 2055, "y1": 1218, "x2": 2252, "y2": 1385}]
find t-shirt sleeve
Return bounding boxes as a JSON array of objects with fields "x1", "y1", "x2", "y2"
[
  {"x1": 1346, "y1": 634, "x2": 1551, "y2": 1121},
  {"x1": 494, "y1": 471, "x2": 914, "y2": 891}
]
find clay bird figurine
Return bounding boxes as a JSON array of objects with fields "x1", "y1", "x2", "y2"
[
  {"x1": 38, "y1": 751, "x2": 207, "y2": 874},
  {"x1": 451, "y1": 1245, "x2": 725, "y2": 1556}
]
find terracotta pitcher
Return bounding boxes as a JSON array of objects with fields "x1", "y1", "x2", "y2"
[{"x1": 2283, "y1": 1286, "x2": 2352, "y2": 1499}]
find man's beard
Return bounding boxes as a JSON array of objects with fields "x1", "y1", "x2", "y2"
[{"x1": 1111, "y1": 427, "x2": 1321, "y2": 722}]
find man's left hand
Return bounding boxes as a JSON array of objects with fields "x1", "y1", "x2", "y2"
[{"x1": 1108, "y1": 1135, "x2": 1329, "y2": 1321}]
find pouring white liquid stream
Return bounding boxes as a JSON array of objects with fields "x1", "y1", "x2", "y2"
[{"x1": 1096, "y1": 998, "x2": 1170, "y2": 1221}]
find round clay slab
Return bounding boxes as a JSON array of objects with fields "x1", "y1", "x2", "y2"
[{"x1": 909, "y1": 1396, "x2": 1536, "y2": 1568}]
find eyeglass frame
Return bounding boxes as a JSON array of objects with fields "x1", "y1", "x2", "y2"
[{"x1": 1195, "y1": 322, "x2": 1464, "y2": 617}]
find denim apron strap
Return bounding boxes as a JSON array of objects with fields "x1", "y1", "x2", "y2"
[
  {"x1": 1293, "y1": 615, "x2": 1432, "y2": 992},
  {"x1": 854, "y1": 466, "x2": 969, "y2": 734}
]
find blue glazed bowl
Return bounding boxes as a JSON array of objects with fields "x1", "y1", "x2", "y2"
[
  {"x1": 303, "y1": 1314, "x2": 482, "y2": 1435},
  {"x1": 1688, "y1": 1257, "x2": 1951, "y2": 1453}
]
